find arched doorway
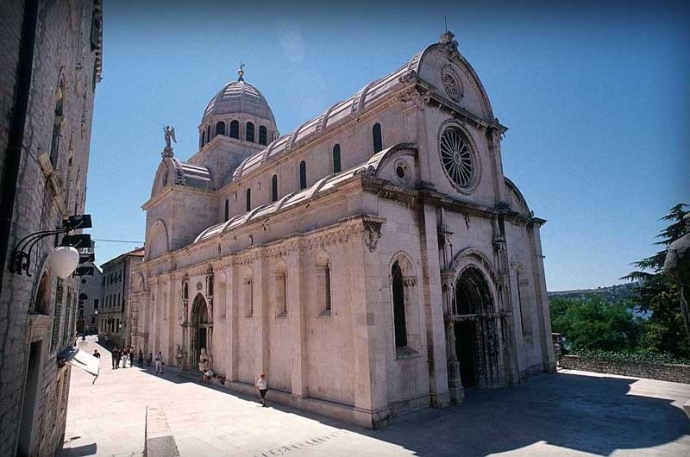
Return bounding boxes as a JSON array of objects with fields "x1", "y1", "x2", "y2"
[
  {"x1": 453, "y1": 266, "x2": 496, "y2": 389},
  {"x1": 190, "y1": 294, "x2": 212, "y2": 369}
]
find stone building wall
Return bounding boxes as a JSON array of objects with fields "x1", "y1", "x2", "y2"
[
  {"x1": 560, "y1": 355, "x2": 690, "y2": 384},
  {"x1": 0, "y1": 1, "x2": 102, "y2": 455}
]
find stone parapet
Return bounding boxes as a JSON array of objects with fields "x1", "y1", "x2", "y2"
[{"x1": 560, "y1": 355, "x2": 690, "y2": 384}]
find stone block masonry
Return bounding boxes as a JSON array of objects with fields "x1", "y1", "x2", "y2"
[{"x1": 560, "y1": 355, "x2": 690, "y2": 384}]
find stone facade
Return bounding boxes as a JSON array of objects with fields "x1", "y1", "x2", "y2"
[
  {"x1": 99, "y1": 248, "x2": 144, "y2": 348},
  {"x1": 135, "y1": 32, "x2": 555, "y2": 428},
  {"x1": 0, "y1": 1, "x2": 102, "y2": 455},
  {"x1": 560, "y1": 355, "x2": 690, "y2": 384}
]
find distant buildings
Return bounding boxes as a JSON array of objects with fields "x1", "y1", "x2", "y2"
[
  {"x1": 76, "y1": 253, "x2": 103, "y2": 335},
  {"x1": 0, "y1": 1, "x2": 102, "y2": 455},
  {"x1": 98, "y1": 247, "x2": 144, "y2": 348}
]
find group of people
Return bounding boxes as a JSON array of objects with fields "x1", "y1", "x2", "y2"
[{"x1": 109, "y1": 346, "x2": 146, "y2": 369}]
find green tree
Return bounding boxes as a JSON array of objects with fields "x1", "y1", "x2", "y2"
[
  {"x1": 550, "y1": 295, "x2": 641, "y2": 352},
  {"x1": 622, "y1": 203, "x2": 690, "y2": 357}
]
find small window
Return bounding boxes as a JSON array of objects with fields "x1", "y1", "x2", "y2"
[
  {"x1": 246, "y1": 188, "x2": 251, "y2": 212},
  {"x1": 216, "y1": 121, "x2": 225, "y2": 136},
  {"x1": 324, "y1": 263, "x2": 332, "y2": 313},
  {"x1": 230, "y1": 120, "x2": 239, "y2": 139},
  {"x1": 94, "y1": 299, "x2": 99, "y2": 309},
  {"x1": 259, "y1": 125, "x2": 268, "y2": 145},
  {"x1": 90, "y1": 10, "x2": 101, "y2": 51},
  {"x1": 224, "y1": 199, "x2": 229, "y2": 221},
  {"x1": 271, "y1": 174, "x2": 278, "y2": 202},
  {"x1": 49, "y1": 86, "x2": 64, "y2": 168},
  {"x1": 246, "y1": 122, "x2": 255, "y2": 142},
  {"x1": 299, "y1": 161, "x2": 307, "y2": 190},
  {"x1": 332, "y1": 144, "x2": 341, "y2": 173},
  {"x1": 245, "y1": 277, "x2": 254, "y2": 317},
  {"x1": 373, "y1": 123, "x2": 383, "y2": 153}
]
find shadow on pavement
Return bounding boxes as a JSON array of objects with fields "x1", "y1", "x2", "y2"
[{"x1": 91, "y1": 336, "x2": 690, "y2": 456}]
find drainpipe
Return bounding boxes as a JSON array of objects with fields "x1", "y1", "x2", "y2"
[{"x1": 0, "y1": 0, "x2": 39, "y2": 298}]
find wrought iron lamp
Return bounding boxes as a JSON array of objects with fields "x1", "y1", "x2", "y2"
[{"x1": 8, "y1": 214, "x2": 92, "y2": 278}]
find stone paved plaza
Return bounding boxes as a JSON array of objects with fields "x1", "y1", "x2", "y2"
[{"x1": 58, "y1": 337, "x2": 690, "y2": 457}]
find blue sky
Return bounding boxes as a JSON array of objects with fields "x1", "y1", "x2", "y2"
[{"x1": 87, "y1": 1, "x2": 689, "y2": 291}]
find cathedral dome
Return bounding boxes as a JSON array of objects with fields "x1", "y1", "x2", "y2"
[{"x1": 202, "y1": 79, "x2": 276, "y2": 125}]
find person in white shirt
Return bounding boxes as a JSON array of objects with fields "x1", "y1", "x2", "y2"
[
  {"x1": 155, "y1": 352, "x2": 164, "y2": 374},
  {"x1": 255, "y1": 374, "x2": 268, "y2": 407}
]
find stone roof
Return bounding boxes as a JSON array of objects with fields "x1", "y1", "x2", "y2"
[
  {"x1": 202, "y1": 80, "x2": 276, "y2": 125},
  {"x1": 231, "y1": 51, "x2": 423, "y2": 182},
  {"x1": 171, "y1": 158, "x2": 212, "y2": 190},
  {"x1": 195, "y1": 143, "x2": 415, "y2": 244}
]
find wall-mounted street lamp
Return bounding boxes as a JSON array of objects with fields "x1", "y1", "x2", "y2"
[{"x1": 8, "y1": 214, "x2": 92, "y2": 278}]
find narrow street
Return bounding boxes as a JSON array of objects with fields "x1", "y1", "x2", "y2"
[{"x1": 59, "y1": 336, "x2": 690, "y2": 457}]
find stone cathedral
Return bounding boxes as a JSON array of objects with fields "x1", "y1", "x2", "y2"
[{"x1": 133, "y1": 31, "x2": 555, "y2": 428}]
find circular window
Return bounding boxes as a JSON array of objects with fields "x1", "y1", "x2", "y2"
[
  {"x1": 396, "y1": 166, "x2": 405, "y2": 179},
  {"x1": 440, "y1": 126, "x2": 475, "y2": 189},
  {"x1": 442, "y1": 66, "x2": 462, "y2": 102}
]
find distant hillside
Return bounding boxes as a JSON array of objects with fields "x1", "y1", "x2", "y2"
[{"x1": 548, "y1": 282, "x2": 638, "y2": 303}]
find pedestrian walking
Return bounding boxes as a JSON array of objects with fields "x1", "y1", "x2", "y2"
[
  {"x1": 129, "y1": 347, "x2": 135, "y2": 367},
  {"x1": 255, "y1": 374, "x2": 268, "y2": 407},
  {"x1": 154, "y1": 352, "x2": 162, "y2": 374},
  {"x1": 121, "y1": 351, "x2": 128, "y2": 368},
  {"x1": 111, "y1": 347, "x2": 120, "y2": 369},
  {"x1": 138, "y1": 349, "x2": 144, "y2": 368},
  {"x1": 158, "y1": 351, "x2": 165, "y2": 374}
]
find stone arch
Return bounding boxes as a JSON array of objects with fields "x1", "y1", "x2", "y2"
[
  {"x1": 445, "y1": 248, "x2": 507, "y2": 392},
  {"x1": 147, "y1": 220, "x2": 169, "y2": 261},
  {"x1": 33, "y1": 270, "x2": 51, "y2": 315},
  {"x1": 189, "y1": 293, "x2": 212, "y2": 369},
  {"x1": 314, "y1": 250, "x2": 332, "y2": 315}
]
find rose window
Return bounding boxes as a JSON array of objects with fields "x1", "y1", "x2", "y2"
[
  {"x1": 440, "y1": 127, "x2": 474, "y2": 188},
  {"x1": 442, "y1": 67, "x2": 462, "y2": 101}
]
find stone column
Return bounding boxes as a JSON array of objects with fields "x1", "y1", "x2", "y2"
[
  {"x1": 253, "y1": 254, "x2": 269, "y2": 377},
  {"x1": 349, "y1": 220, "x2": 390, "y2": 428},
  {"x1": 528, "y1": 220, "x2": 556, "y2": 373},
  {"x1": 417, "y1": 204, "x2": 451, "y2": 408},
  {"x1": 288, "y1": 245, "x2": 308, "y2": 404}
]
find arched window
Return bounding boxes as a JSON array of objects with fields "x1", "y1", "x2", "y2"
[
  {"x1": 50, "y1": 84, "x2": 64, "y2": 167},
  {"x1": 206, "y1": 125, "x2": 211, "y2": 142},
  {"x1": 246, "y1": 188, "x2": 251, "y2": 212},
  {"x1": 259, "y1": 125, "x2": 268, "y2": 145},
  {"x1": 316, "y1": 254, "x2": 332, "y2": 316},
  {"x1": 271, "y1": 174, "x2": 278, "y2": 202},
  {"x1": 230, "y1": 120, "x2": 239, "y2": 139},
  {"x1": 299, "y1": 161, "x2": 307, "y2": 190},
  {"x1": 216, "y1": 121, "x2": 225, "y2": 136},
  {"x1": 332, "y1": 144, "x2": 341, "y2": 173},
  {"x1": 246, "y1": 122, "x2": 255, "y2": 142},
  {"x1": 224, "y1": 199, "x2": 229, "y2": 221},
  {"x1": 391, "y1": 261, "x2": 407, "y2": 347},
  {"x1": 373, "y1": 123, "x2": 383, "y2": 153}
]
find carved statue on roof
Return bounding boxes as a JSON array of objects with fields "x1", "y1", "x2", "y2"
[{"x1": 164, "y1": 125, "x2": 176, "y2": 149}]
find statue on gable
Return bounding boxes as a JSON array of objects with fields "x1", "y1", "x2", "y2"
[{"x1": 164, "y1": 125, "x2": 176, "y2": 148}]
